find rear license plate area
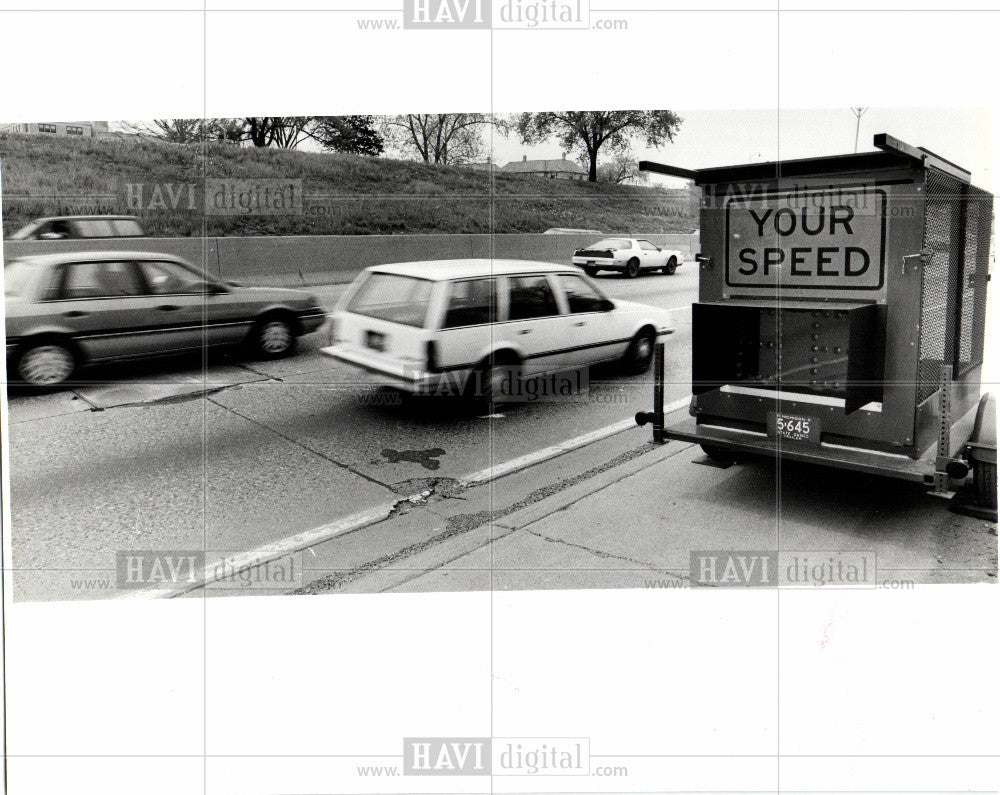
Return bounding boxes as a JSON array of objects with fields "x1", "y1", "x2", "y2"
[
  {"x1": 365, "y1": 331, "x2": 386, "y2": 351},
  {"x1": 768, "y1": 412, "x2": 820, "y2": 443}
]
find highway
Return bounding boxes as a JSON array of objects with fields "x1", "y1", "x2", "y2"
[{"x1": 6, "y1": 268, "x2": 698, "y2": 600}]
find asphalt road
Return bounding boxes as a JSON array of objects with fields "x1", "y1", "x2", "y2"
[{"x1": 6, "y1": 267, "x2": 699, "y2": 601}]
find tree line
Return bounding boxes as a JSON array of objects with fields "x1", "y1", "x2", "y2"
[{"x1": 128, "y1": 111, "x2": 682, "y2": 184}]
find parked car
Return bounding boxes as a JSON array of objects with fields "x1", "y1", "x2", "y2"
[
  {"x1": 571, "y1": 237, "x2": 684, "y2": 278},
  {"x1": 4, "y1": 252, "x2": 326, "y2": 387},
  {"x1": 321, "y1": 259, "x2": 674, "y2": 403},
  {"x1": 7, "y1": 215, "x2": 145, "y2": 240}
]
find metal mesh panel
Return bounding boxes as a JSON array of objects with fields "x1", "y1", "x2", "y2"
[
  {"x1": 957, "y1": 186, "x2": 992, "y2": 376},
  {"x1": 917, "y1": 170, "x2": 957, "y2": 402}
]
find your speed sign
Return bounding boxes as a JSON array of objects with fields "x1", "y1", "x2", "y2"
[{"x1": 725, "y1": 186, "x2": 887, "y2": 290}]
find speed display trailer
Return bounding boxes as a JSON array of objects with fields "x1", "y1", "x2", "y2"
[{"x1": 636, "y1": 134, "x2": 996, "y2": 508}]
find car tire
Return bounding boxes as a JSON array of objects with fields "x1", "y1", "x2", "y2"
[
  {"x1": 701, "y1": 444, "x2": 736, "y2": 464},
  {"x1": 625, "y1": 258, "x2": 641, "y2": 279},
  {"x1": 973, "y1": 460, "x2": 997, "y2": 509},
  {"x1": 621, "y1": 328, "x2": 656, "y2": 374},
  {"x1": 663, "y1": 256, "x2": 678, "y2": 275},
  {"x1": 16, "y1": 340, "x2": 76, "y2": 388},
  {"x1": 465, "y1": 354, "x2": 520, "y2": 409},
  {"x1": 583, "y1": 266, "x2": 599, "y2": 278},
  {"x1": 251, "y1": 315, "x2": 296, "y2": 359}
]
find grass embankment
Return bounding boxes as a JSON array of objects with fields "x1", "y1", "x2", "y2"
[{"x1": 0, "y1": 133, "x2": 697, "y2": 237}]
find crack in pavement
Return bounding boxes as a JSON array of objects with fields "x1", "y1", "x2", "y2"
[
  {"x1": 292, "y1": 441, "x2": 672, "y2": 594},
  {"x1": 520, "y1": 527, "x2": 690, "y2": 582},
  {"x1": 204, "y1": 395, "x2": 396, "y2": 491}
]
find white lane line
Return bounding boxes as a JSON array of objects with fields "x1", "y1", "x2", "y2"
[
  {"x1": 462, "y1": 395, "x2": 690, "y2": 486},
  {"x1": 122, "y1": 395, "x2": 692, "y2": 599}
]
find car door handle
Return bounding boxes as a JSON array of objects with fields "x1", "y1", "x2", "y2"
[
  {"x1": 158, "y1": 304, "x2": 181, "y2": 311},
  {"x1": 63, "y1": 310, "x2": 88, "y2": 318},
  {"x1": 573, "y1": 321, "x2": 587, "y2": 327},
  {"x1": 518, "y1": 329, "x2": 532, "y2": 335}
]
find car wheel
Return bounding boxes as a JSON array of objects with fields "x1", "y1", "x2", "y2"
[
  {"x1": 701, "y1": 444, "x2": 736, "y2": 464},
  {"x1": 622, "y1": 328, "x2": 656, "y2": 374},
  {"x1": 625, "y1": 258, "x2": 641, "y2": 278},
  {"x1": 465, "y1": 355, "x2": 520, "y2": 409},
  {"x1": 973, "y1": 460, "x2": 997, "y2": 509},
  {"x1": 252, "y1": 316, "x2": 296, "y2": 359},
  {"x1": 17, "y1": 341, "x2": 76, "y2": 388},
  {"x1": 583, "y1": 266, "x2": 598, "y2": 277},
  {"x1": 663, "y1": 256, "x2": 678, "y2": 275}
]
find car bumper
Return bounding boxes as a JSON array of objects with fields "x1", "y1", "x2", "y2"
[
  {"x1": 297, "y1": 310, "x2": 327, "y2": 335},
  {"x1": 319, "y1": 344, "x2": 453, "y2": 395},
  {"x1": 571, "y1": 258, "x2": 623, "y2": 271}
]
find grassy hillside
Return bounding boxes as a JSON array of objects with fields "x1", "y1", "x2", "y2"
[{"x1": 0, "y1": 133, "x2": 698, "y2": 237}]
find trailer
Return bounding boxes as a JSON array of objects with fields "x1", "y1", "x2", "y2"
[{"x1": 635, "y1": 134, "x2": 996, "y2": 511}]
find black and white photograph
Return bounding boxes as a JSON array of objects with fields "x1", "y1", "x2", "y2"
[{"x1": 0, "y1": 4, "x2": 998, "y2": 795}]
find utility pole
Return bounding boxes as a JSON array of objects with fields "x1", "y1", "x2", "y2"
[{"x1": 851, "y1": 107, "x2": 869, "y2": 153}]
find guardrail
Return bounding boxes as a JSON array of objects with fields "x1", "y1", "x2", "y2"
[{"x1": 3, "y1": 231, "x2": 699, "y2": 288}]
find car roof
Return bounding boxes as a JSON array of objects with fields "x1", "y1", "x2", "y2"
[
  {"x1": 368, "y1": 259, "x2": 578, "y2": 280},
  {"x1": 29, "y1": 215, "x2": 140, "y2": 223},
  {"x1": 6, "y1": 251, "x2": 186, "y2": 267}
]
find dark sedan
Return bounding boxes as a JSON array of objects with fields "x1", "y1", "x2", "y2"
[{"x1": 4, "y1": 252, "x2": 325, "y2": 386}]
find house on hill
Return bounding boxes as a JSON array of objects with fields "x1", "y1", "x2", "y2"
[
  {"x1": 465, "y1": 156, "x2": 500, "y2": 173},
  {"x1": 502, "y1": 154, "x2": 587, "y2": 181},
  {"x1": 0, "y1": 120, "x2": 111, "y2": 139}
]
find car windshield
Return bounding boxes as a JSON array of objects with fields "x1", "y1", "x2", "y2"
[
  {"x1": 592, "y1": 238, "x2": 630, "y2": 250},
  {"x1": 347, "y1": 273, "x2": 433, "y2": 327},
  {"x1": 3, "y1": 260, "x2": 35, "y2": 297}
]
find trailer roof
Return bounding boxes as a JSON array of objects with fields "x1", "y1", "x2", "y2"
[{"x1": 640, "y1": 133, "x2": 973, "y2": 187}]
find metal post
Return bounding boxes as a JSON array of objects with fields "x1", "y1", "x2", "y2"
[
  {"x1": 651, "y1": 342, "x2": 666, "y2": 443},
  {"x1": 634, "y1": 341, "x2": 667, "y2": 444},
  {"x1": 929, "y1": 364, "x2": 955, "y2": 498}
]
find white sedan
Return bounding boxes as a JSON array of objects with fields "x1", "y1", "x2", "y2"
[
  {"x1": 572, "y1": 237, "x2": 684, "y2": 278},
  {"x1": 321, "y1": 259, "x2": 674, "y2": 404}
]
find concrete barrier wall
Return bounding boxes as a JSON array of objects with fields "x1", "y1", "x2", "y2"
[{"x1": 4, "y1": 232, "x2": 699, "y2": 287}]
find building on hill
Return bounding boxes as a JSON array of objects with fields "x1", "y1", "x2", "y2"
[
  {"x1": 465, "y1": 156, "x2": 499, "y2": 173},
  {"x1": 501, "y1": 153, "x2": 587, "y2": 181},
  {"x1": 0, "y1": 121, "x2": 112, "y2": 139}
]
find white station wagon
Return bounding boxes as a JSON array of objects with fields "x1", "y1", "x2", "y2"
[{"x1": 321, "y1": 260, "x2": 674, "y2": 402}]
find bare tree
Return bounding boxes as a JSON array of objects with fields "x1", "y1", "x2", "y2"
[
  {"x1": 515, "y1": 110, "x2": 682, "y2": 182},
  {"x1": 381, "y1": 114, "x2": 501, "y2": 164},
  {"x1": 121, "y1": 119, "x2": 211, "y2": 144},
  {"x1": 594, "y1": 152, "x2": 648, "y2": 184}
]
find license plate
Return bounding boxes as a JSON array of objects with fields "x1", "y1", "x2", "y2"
[
  {"x1": 587, "y1": 260, "x2": 596, "y2": 265},
  {"x1": 365, "y1": 331, "x2": 385, "y2": 351},
  {"x1": 770, "y1": 412, "x2": 820, "y2": 443}
]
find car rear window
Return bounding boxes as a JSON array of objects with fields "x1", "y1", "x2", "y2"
[
  {"x1": 593, "y1": 238, "x2": 630, "y2": 250},
  {"x1": 3, "y1": 260, "x2": 34, "y2": 297},
  {"x1": 72, "y1": 219, "x2": 118, "y2": 237},
  {"x1": 347, "y1": 272, "x2": 433, "y2": 328}
]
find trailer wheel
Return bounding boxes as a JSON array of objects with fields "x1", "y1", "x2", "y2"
[
  {"x1": 973, "y1": 460, "x2": 997, "y2": 509},
  {"x1": 701, "y1": 444, "x2": 736, "y2": 463}
]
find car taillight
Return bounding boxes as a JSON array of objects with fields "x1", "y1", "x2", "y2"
[{"x1": 426, "y1": 340, "x2": 440, "y2": 373}]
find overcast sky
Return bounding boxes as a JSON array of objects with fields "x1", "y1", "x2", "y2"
[{"x1": 487, "y1": 107, "x2": 993, "y2": 190}]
